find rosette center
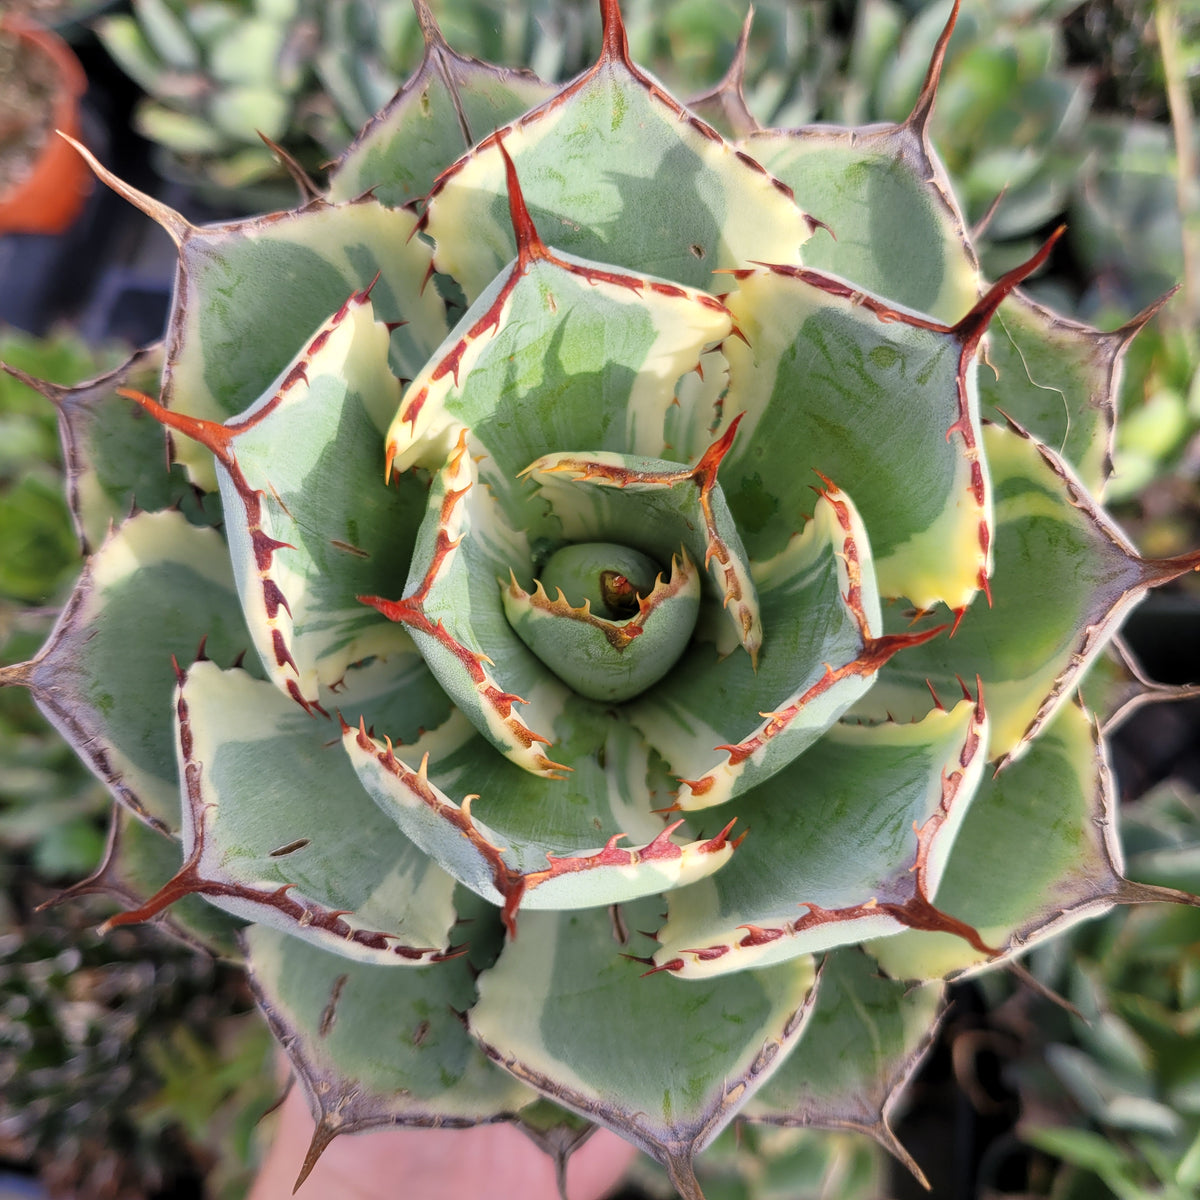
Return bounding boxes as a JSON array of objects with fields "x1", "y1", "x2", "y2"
[
  {"x1": 502, "y1": 543, "x2": 701, "y2": 704},
  {"x1": 539, "y1": 543, "x2": 661, "y2": 619}
]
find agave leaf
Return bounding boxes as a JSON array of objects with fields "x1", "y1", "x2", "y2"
[
  {"x1": 855, "y1": 422, "x2": 1166, "y2": 764},
  {"x1": 422, "y1": 0, "x2": 817, "y2": 302},
  {"x1": 868, "y1": 700, "x2": 1191, "y2": 980},
  {"x1": 651, "y1": 699, "x2": 989, "y2": 978},
  {"x1": 105, "y1": 659, "x2": 461, "y2": 965},
  {"x1": 328, "y1": 0, "x2": 556, "y2": 206},
  {"x1": 513, "y1": 1098, "x2": 598, "y2": 1198},
  {"x1": 740, "y1": 0, "x2": 978, "y2": 323},
  {"x1": 0, "y1": 511, "x2": 255, "y2": 831},
  {"x1": 245, "y1": 922, "x2": 535, "y2": 1190},
  {"x1": 469, "y1": 897, "x2": 817, "y2": 1193},
  {"x1": 745, "y1": 948, "x2": 942, "y2": 1183},
  {"x1": 364, "y1": 430, "x2": 571, "y2": 775},
  {"x1": 370, "y1": 200, "x2": 732, "y2": 769},
  {"x1": 165, "y1": 199, "x2": 448, "y2": 491},
  {"x1": 743, "y1": 126, "x2": 978, "y2": 324},
  {"x1": 384, "y1": 237, "x2": 733, "y2": 490},
  {"x1": 629, "y1": 483, "x2": 937, "y2": 812},
  {"x1": 524, "y1": 437, "x2": 761, "y2": 659},
  {"x1": 52, "y1": 148, "x2": 452, "y2": 493},
  {"x1": 132, "y1": 291, "x2": 427, "y2": 709},
  {"x1": 978, "y1": 290, "x2": 1168, "y2": 494},
  {"x1": 343, "y1": 704, "x2": 739, "y2": 931},
  {"x1": 46, "y1": 806, "x2": 244, "y2": 959},
  {"x1": 1, "y1": 344, "x2": 204, "y2": 555},
  {"x1": 718, "y1": 253, "x2": 1012, "y2": 612},
  {"x1": 503, "y1": 551, "x2": 703, "y2": 705}
]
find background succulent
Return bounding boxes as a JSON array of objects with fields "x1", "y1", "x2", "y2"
[
  {"x1": 91, "y1": 0, "x2": 1099, "y2": 239},
  {"x1": 4, "y1": 1, "x2": 1200, "y2": 1197}
]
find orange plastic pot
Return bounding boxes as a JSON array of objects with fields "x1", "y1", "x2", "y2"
[{"x1": 0, "y1": 16, "x2": 93, "y2": 236}]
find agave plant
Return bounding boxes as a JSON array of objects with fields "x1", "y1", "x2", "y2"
[{"x1": 4, "y1": 0, "x2": 1200, "y2": 1194}]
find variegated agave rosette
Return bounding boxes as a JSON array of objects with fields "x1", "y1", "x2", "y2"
[{"x1": 5, "y1": 0, "x2": 1199, "y2": 1194}]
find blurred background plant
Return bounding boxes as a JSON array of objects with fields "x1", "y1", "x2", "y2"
[{"x1": 1, "y1": 1, "x2": 1198, "y2": 1197}]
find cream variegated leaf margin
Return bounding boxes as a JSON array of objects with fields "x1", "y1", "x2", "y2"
[
  {"x1": 342, "y1": 709, "x2": 738, "y2": 930},
  {"x1": 627, "y1": 488, "x2": 885, "y2": 811},
  {"x1": 327, "y1": 0, "x2": 556, "y2": 207},
  {"x1": 854, "y1": 423, "x2": 1152, "y2": 763},
  {"x1": 868, "y1": 700, "x2": 1142, "y2": 981},
  {"x1": 160, "y1": 201, "x2": 449, "y2": 493},
  {"x1": 469, "y1": 899, "x2": 817, "y2": 1188},
  {"x1": 363, "y1": 431, "x2": 573, "y2": 776},
  {"x1": 113, "y1": 661, "x2": 462, "y2": 966},
  {"x1": 742, "y1": 129, "x2": 979, "y2": 326},
  {"x1": 524, "y1": 441, "x2": 761, "y2": 660},
  {"x1": 62, "y1": 806, "x2": 243, "y2": 959},
  {"x1": 385, "y1": 252, "x2": 733, "y2": 488},
  {"x1": 127, "y1": 293, "x2": 424, "y2": 712},
  {"x1": 981, "y1": 291, "x2": 1133, "y2": 494},
  {"x1": 5, "y1": 510, "x2": 253, "y2": 832},
  {"x1": 653, "y1": 699, "x2": 988, "y2": 979},
  {"x1": 745, "y1": 947, "x2": 943, "y2": 1184},
  {"x1": 421, "y1": 9, "x2": 816, "y2": 302},
  {"x1": 720, "y1": 264, "x2": 991, "y2": 612}
]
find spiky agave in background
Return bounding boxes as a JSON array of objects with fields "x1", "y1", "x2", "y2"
[{"x1": 3, "y1": 0, "x2": 1199, "y2": 1195}]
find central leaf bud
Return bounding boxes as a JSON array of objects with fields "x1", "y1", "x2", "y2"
[
  {"x1": 539, "y1": 543, "x2": 661, "y2": 619},
  {"x1": 502, "y1": 543, "x2": 701, "y2": 704}
]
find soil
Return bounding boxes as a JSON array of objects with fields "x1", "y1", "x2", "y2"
[{"x1": 0, "y1": 28, "x2": 58, "y2": 194}]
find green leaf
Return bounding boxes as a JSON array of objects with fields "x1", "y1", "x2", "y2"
[
  {"x1": 155, "y1": 197, "x2": 448, "y2": 492},
  {"x1": 652, "y1": 700, "x2": 989, "y2": 977},
  {"x1": 135, "y1": 101, "x2": 229, "y2": 155},
  {"x1": 524, "y1": 438, "x2": 760, "y2": 661},
  {"x1": 245, "y1": 921, "x2": 534, "y2": 1187},
  {"x1": 978, "y1": 290, "x2": 1151, "y2": 493},
  {"x1": 50, "y1": 807, "x2": 244, "y2": 958},
  {"x1": 469, "y1": 897, "x2": 817, "y2": 1188},
  {"x1": 627, "y1": 487, "x2": 912, "y2": 813},
  {"x1": 721, "y1": 262, "x2": 991, "y2": 611},
  {"x1": 868, "y1": 700, "x2": 1135, "y2": 980},
  {"x1": 385, "y1": 251, "x2": 733, "y2": 487},
  {"x1": 854, "y1": 422, "x2": 1154, "y2": 762},
  {"x1": 343, "y1": 702, "x2": 739, "y2": 925},
  {"x1": 373, "y1": 232, "x2": 732, "y2": 773},
  {"x1": 743, "y1": 126, "x2": 979, "y2": 323},
  {"x1": 1022, "y1": 1125, "x2": 1145, "y2": 1198},
  {"x1": 504, "y1": 549, "x2": 702, "y2": 705},
  {"x1": 745, "y1": 948, "x2": 942, "y2": 1182},
  {"x1": 112, "y1": 660, "x2": 461, "y2": 965},
  {"x1": 209, "y1": 85, "x2": 291, "y2": 144},
  {"x1": 5, "y1": 344, "x2": 210, "y2": 555},
  {"x1": 94, "y1": 14, "x2": 170, "y2": 94},
  {"x1": 155, "y1": 292, "x2": 426, "y2": 709},
  {"x1": 422, "y1": 13, "x2": 816, "y2": 301},
  {"x1": 4, "y1": 511, "x2": 255, "y2": 831},
  {"x1": 328, "y1": 2, "x2": 556, "y2": 206},
  {"x1": 131, "y1": 0, "x2": 199, "y2": 70}
]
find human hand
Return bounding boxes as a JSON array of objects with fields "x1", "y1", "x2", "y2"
[{"x1": 249, "y1": 1084, "x2": 638, "y2": 1200}]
